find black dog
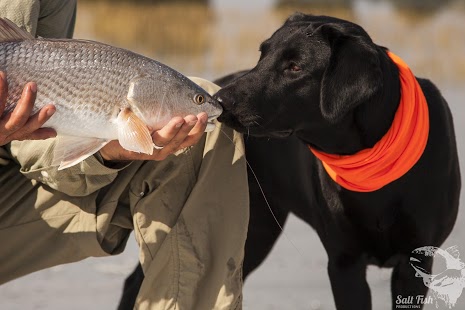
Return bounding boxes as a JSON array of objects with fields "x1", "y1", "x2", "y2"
[
  {"x1": 118, "y1": 13, "x2": 461, "y2": 310},
  {"x1": 216, "y1": 13, "x2": 461, "y2": 309}
]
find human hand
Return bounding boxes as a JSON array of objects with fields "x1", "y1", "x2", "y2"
[
  {"x1": 0, "y1": 72, "x2": 56, "y2": 146},
  {"x1": 99, "y1": 112, "x2": 208, "y2": 162}
]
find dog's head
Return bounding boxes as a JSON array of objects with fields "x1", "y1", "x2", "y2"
[{"x1": 217, "y1": 13, "x2": 398, "y2": 154}]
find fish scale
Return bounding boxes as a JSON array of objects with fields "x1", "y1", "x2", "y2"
[{"x1": 0, "y1": 18, "x2": 222, "y2": 169}]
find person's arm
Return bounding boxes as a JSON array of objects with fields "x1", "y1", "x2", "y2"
[
  {"x1": 0, "y1": 0, "x2": 76, "y2": 39},
  {"x1": 2, "y1": 1, "x2": 211, "y2": 196},
  {"x1": 7, "y1": 80, "x2": 210, "y2": 197}
]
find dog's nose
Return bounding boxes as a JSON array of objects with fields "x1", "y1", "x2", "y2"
[
  {"x1": 214, "y1": 89, "x2": 235, "y2": 110},
  {"x1": 214, "y1": 89, "x2": 237, "y2": 123},
  {"x1": 215, "y1": 96, "x2": 225, "y2": 107}
]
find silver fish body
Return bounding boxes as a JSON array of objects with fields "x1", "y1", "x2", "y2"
[
  {"x1": 1, "y1": 39, "x2": 222, "y2": 138},
  {"x1": 0, "y1": 18, "x2": 222, "y2": 168}
]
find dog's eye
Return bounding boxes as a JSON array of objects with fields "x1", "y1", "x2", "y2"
[{"x1": 288, "y1": 63, "x2": 302, "y2": 72}]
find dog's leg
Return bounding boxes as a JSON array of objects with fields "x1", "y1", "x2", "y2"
[
  {"x1": 242, "y1": 136, "x2": 304, "y2": 278},
  {"x1": 118, "y1": 264, "x2": 143, "y2": 310},
  {"x1": 391, "y1": 256, "x2": 432, "y2": 310},
  {"x1": 243, "y1": 181, "x2": 290, "y2": 278},
  {"x1": 328, "y1": 256, "x2": 371, "y2": 310}
]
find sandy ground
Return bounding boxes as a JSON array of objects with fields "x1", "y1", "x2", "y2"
[{"x1": 0, "y1": 89, "x2": 464, "y2": 310}]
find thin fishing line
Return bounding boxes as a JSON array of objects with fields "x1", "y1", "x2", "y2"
[{"x1": 216, "y1": 124, "x2": 305, "y2": 258}]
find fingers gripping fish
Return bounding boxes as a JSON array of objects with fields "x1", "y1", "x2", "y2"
[{"x1": 0, "y1": 18, "x2": 222, "y2": 169}]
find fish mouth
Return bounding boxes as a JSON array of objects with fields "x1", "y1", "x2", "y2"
[
  {"x1": 205, "y1": 122, "x2": 216, "y2": 132},
  {"x1": 205, "y1": 114, "x2": 221, "y2": 132}
]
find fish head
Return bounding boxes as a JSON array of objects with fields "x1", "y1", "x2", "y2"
[
  {"x1": 410, "y1": 246, "x2": 465, "y2": 290},
  {"x1": 173, "y1": 76, "x2": 224, "y2": 131},
  {"x1": 127, "y1": 73, "x2": 222, "y2": 132},
  {"x1": 410, "y1": 256, "x2": 435, "y2": 288}
]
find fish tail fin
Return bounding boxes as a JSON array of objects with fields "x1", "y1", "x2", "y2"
[{"x1": 0, "y1": 18, "x2": 34, "y2": 42}]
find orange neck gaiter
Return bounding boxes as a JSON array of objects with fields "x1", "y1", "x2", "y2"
[{"x1": 309, "y1": 52, "x2": 429, "y2": 192}]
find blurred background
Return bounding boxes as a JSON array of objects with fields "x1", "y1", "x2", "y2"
[{"x1": 1, "y1": 0, "x2": 464, "y2": 309}]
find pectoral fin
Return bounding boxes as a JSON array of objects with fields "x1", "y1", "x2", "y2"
[
  {"x1": 115, "y1": 108, "x2": 154, "y2": 155},
  {"x1": 52, "y1": 136, "x2": 110, "y2": 170}
]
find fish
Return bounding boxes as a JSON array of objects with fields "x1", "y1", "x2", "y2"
[{"x1": 0, "y1": 18, "x2": 223, "y2": 169}]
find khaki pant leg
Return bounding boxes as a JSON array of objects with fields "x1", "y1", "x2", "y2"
[
  {"x1": 132, "y1": 124, "x2": 249, "y2": 310},
  {"x1": 0, "y1": 146, "x2": 146, "y2": 284},
  {"x1": 0, "y1": 150, "x2": 189, "y2": 285},
  {"x1": 0, "y1": 161, "x2": 109, "y2": 284},
  {"x1": 1, "y1": 123, "x2": 248, "y2": 309}
]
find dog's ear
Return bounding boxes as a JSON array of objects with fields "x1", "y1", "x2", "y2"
[{"x1": 318, "y1": 24, "x2": 382, "y2": 123}]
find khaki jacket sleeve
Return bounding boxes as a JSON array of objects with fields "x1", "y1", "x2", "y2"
[
  {"x1": 8, "y1": 139, "x2": 130, "y2": 197},
  {"x1": 0, "y1": 0, "x2": 76, "y2": 38}
]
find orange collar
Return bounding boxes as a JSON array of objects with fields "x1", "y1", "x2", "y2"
[{"x1": 309, "y1": 52, "x2": 429, "y2": 192}]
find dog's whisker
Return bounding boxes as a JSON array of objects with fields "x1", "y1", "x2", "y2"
[{"x1": 214, "y1": 122, "x2": 305, "y2": 258}]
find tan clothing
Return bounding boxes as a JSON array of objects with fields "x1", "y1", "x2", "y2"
[
  {"x1": 0, "y1": 0, "x2": 75, "y2": 38},
  {"x1": 0, "y1": 1, "x2": 249, "y2": 309}
]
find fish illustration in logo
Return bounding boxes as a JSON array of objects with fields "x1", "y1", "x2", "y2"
[{"x1": 410, "y1": 246, "x2": 465, "y2": 308}]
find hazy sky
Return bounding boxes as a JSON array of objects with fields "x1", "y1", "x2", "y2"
[{"x1": 211, "y1": 0, "x2": 275, "y2": 10}]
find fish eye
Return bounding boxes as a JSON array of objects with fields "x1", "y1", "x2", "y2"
[{"x1": 194, "y1": 94, "x2": 205, "y2": 105}]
